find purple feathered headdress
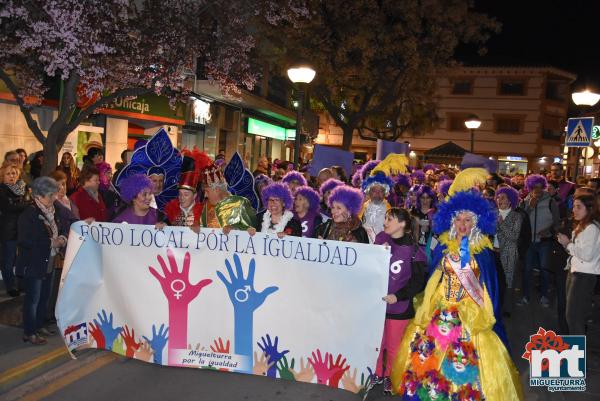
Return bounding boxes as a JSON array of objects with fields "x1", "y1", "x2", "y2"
[
  {"x1": 417, "y1": 185, "x2": 437, "y2": 209},
  {"x1": 261, "y1": 182, "x2": 293, "y2": 210},
  {"x1": 410, "y1": 169, "x2": 425, "y2": 183},
  {"x1": 438, "y1": 179, "x2": 454, "y2": 198},
  {"x1": 393, "y1": 173, "x2": 412, "y2": 188},
  {"x1": 328, "y1": 185, "x2": 364, "y2": 216},
  {"x1": 119, "y1": 174, "x2": 152, "y2": 203},
  {"x1": 282, "y1": 171, "x2": 307, "y2": 186},
  {"x1": 525, "y1": 174, "x2": 548, "y2": 191},
  {"x1": 360, "y1": 160, "x2": 380, "y2": 181},
  {"x1": 496, "y1": 186, "x2": 520, "y2": 209},
  {"x1": 295, "y1": 186, "x2": 320, "y2": 212},
  {"x1": 320, "y1": 178, "x2": 344, "y2": 196}
]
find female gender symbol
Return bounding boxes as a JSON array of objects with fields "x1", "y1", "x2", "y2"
[{"x1": 171, "y1": 279, "x2": 186, "y2": 299}]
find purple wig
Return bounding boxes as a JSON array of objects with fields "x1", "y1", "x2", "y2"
[
  {"x1": 119, "y1": 174, "x2": 152, "y2": 202},
  {"x1": 438, "y1": 179, "x2": 454, "y2": 198},
  {"x1": 254, "y1": 174, "x2": 272, "y2": 189},
  {"x1": 393, "y1": 173, "x2": 412, "y2": 188},
  {"x1": 261, "y1": 182, "x2": 293, "y2": 210},
  {"x1": 496, "y1": 186, "x2": 520, "y2": 209},
  {"x1": 405, "y1": 184, "x2": 422, "y2": 209},
  {"x1": 416, "y1": 185, "x2": 437, "y2": 209},
  {"x1": 410, "y1": 169, "x2": 426, "y2": 183},
  {"x1": 360, "y1": 160, "x2": 380, "y2": 181},
  {"x1": 282, "y1": 171, "x2": 307, "y2": 186},
  {"x1": 351, "y1": 167, "x2": 363, "y2": 187},
  {"x1": 503, "y1": 176, "x2": 512, "y2": 186},
  {"x1": 423, "y1": 163, "x2": 437, "y2": 173},
  {"x1": 328, "y1": 185, "x2": 364, "y2": 216},
  {"x1": 295, "y1": 185, "x2": 321, "y2": 212},
  {"x1": 320, "y1": 178, "x2": 344, "y2": 196},
  {"x1": 525, "y1": 174, "x2": 548, "y2": 191}
]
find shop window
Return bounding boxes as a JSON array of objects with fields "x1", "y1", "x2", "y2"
[
  {"x1": 494, "y1": 115, "x2": 523, "y2": 134},
  {"x1": 499, "y1": 80, "x2": 526, "y2": 95},
  {"x1": 451, "y1": 79, "x2": 473, "y2": 95}
]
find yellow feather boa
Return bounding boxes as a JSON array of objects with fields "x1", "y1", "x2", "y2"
[{"x1": 437, "y1": 232, "x2": 493, "y2": 256}]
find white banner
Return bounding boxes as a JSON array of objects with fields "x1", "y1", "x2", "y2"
[{"x1": 57, "y1": 222, "x2": 389, "y2": 395}]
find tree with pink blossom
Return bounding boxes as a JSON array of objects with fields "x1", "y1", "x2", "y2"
[{"x1": 0, "y1": 0, "x2": 306, "y2": 174}]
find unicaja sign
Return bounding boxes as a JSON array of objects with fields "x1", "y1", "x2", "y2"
[{"x1": 522, "y1": 327, "x2": 586, "y2": 392}]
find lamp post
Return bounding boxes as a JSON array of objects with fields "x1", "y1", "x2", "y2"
[
  {"x1": 287, "y1": 64, "x2": 316, "y2": 167},
  {"x1": 570, "y1": 88, "x2": 600, "y2": 180},
  {"x1": 464, "y1": 114, "x2": 482, "y2": 153}
]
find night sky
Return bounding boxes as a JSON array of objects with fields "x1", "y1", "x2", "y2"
[{"x1": 460, "y1": 0, "x2": 600, "y2": 89}]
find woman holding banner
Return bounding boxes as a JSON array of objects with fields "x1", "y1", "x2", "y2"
[
  {"x1": 251, "y1": 182, "x2": 301, "y2": 237},
  {"x1": 315, "y1": 185, "x2": 369, "y2": 244},
  {"x1": 293, "y1": 185, "x2": 322, "y2": 238},
  {"x1": 112, "y1": 174, "x2": 166, "y2": 226},
  {"x1": 391, "y1": 173, "x2": 522, "y2": 401},
  {"x1": 373, "y1": 208, "x2": 426, "y2": 395}
]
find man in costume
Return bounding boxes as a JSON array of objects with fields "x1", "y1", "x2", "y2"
[
  {"x1": 359, "y1": 153, "x2": 409, "y2": 242},
  {"x1": 359, "y1": 172, "x2": 393, "y2": 242},
  {"x1": 391, "y1": 168, "x2": 523, "y2": 401},
  {"x1": 199, "y1": 162, "x2": 256, "y2": 232}
]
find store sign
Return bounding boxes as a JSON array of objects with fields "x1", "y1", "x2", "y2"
[
  {"x1": 191, "y1": 98, "x2": 211, "y2": 125},
  {"x1": 247, "y1": 118, "x2": 294, "y2": 141},
  {"x1": 503, "y1": 156, "x2": 526, "y2": 162},
  {"x1": 593, "y1": 125, "x2": 600, "y2": 140},
  {"x1": 104, "y1": 94, "x2": 185, "y2": 121}
]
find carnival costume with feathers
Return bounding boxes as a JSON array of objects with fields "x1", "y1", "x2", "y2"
[
  {"x1": 163, "y1": 148, "x2": 208, "y2": 227},
  {"x1": 391, "y1": 170, "x2": 523, "y2": 401},
  {"x1": 359, "y1": 172, "x2": 393, "y2": 242},
  {"x1": 114, "y1": 128, "x2": 182, "y2": 211}
]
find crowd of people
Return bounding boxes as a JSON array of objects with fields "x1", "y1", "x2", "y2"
[{"x1": 1, "y1": 143, "x2": 599, "y2": 399}]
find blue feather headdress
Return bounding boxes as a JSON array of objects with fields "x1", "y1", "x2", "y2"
[
  {"x1": 361, "y1": 172, "x2": 393, "y2": 195},
  {"x1": 433, "y1": 190, "x2": 497, "y2": 237}
]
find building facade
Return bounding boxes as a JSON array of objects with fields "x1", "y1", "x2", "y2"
[{"x1": 316, "y1": 66, "x2": 576, "y2": 174}]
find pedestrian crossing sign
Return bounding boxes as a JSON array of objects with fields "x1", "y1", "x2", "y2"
[{"x1": 566, "y1": 117, "x2": 594, "y2": 147}]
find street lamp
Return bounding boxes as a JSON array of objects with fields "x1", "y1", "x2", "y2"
[
  {"x1": 287, "y1": 64, "x2": 316, "y2": 167},
  {"x1": 464, "y1": 114, "x2": 482, "y2": 153},
  {"x1": 571, "y1": 89, "x2": 600, "y2": 106}
]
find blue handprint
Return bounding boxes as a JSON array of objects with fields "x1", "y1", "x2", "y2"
[
  {"x1": 217, "y1": 254, "x2": 278, "y2": 370},
  {"x1": 142, "y1": 324, "x2": 169, "y2": 365},
  {"x1": 257, "y1": 334, "x2": 289, "y2": 378},
  {"x1": 93, "y1": 309, "x2": 122, "y2": 351}
]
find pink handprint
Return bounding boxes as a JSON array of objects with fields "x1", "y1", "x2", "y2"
[
  {"x1": 149, "y1": 249, "x2": 212, "y2": 364},
  {"x1": 308, "y1": 349, "x2": 333, "y2": 385},
  {"x1": 327, "y1": 353, "x2": 350, "y2": 388}
]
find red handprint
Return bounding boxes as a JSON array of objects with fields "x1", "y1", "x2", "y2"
[
  {"x1": 327, "y1": 354, "x2": 350, "y2": 388},
  {"x1": 88, "y1": 321, "x2": 106, "y2": 349},
  {"x1": 121, "y1": 325, "x2": 141, "y2": 358},
  {"x1": 210, "y1": 337, "x2": 230, "y2": 354},
  {"x1": 308, "y1": 349, "x2": 333, "y2": 384},
  {"x1": 210, "y1": 337, "x2": 231, "y2": 372},
  {"x1": 149, "y1": 249, "x2": 212, "y2": 364}
]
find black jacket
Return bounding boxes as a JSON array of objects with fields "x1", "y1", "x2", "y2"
[
  {"x1": 255, "y1": 211, "x2": 302, "y2": 237},
  {"x1": 17, "y1": 204, "x2": 68, "y2": 278},
  {"x1": 0, "y1": 184, "x2": 31, "y2": 241},
  {"x1": 314, "y1": 219, "x2": 370, "y2": 244}
]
